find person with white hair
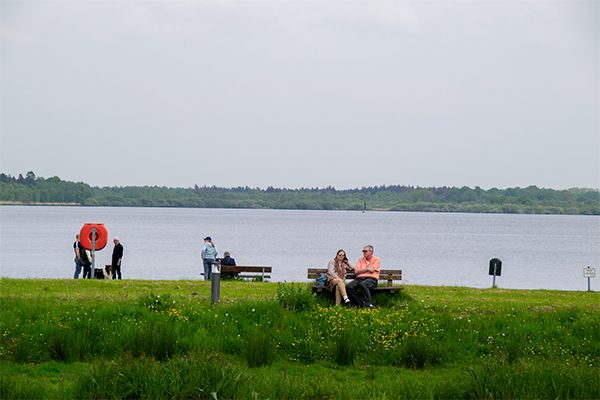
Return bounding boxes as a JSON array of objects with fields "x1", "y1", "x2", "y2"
[
  {"x1": 346, "y1": 245, "x2": 380, "y2": 309},
  {"x1": 111, "y1": 237, "x2": 123, "y2": 279}
]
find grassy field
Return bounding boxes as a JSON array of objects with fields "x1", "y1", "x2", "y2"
[{"x1": 1, "y1": 278, "x2": 598, "y2": 399}]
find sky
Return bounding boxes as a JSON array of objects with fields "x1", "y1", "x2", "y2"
[{"x1": 1, "y1": 0, "x2": 598, "y2": 190}]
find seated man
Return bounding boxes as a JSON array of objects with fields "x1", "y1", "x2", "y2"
[
  {"x1": 220, "y1": 251, "x2": 238, "y2": 279},
  {"x1": 346, "y1": 245, "x2": 380, "y2": 309}
]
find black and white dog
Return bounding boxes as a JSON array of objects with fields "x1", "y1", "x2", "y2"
[{"x1": 94, "y1": 265, "x2": 114, "y2": 279}]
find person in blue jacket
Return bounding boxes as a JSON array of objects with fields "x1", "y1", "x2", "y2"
[{"x1": 201, "y1": 236, "x2": 218, "y2": 280}]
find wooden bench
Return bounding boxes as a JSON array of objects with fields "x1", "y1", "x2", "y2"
[
  {"x1": 307, "y1": 268, "x2": 403, "y2": 294},
  {"x1": 220, "y1": 265, "x2": 272, "y2": 281}
]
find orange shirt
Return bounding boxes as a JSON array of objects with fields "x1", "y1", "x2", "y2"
[{"x1": 354, "y1": 256, "x2": 380, "y2": 280}]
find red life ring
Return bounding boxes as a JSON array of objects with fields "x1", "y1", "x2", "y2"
[{"x1": 80, "y1": 223, "x2": 108, "y2": 250}]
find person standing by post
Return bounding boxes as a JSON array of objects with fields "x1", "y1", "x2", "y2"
[
  {"x1": 111, "y1": 237, "x2": 123, "y2": 280},
  {"x1": 73, "y1": 234, "x2": 82, "y2": 279},
  {"x1": 80, "y1": 243, "x2": 92, "y2": 279},
  {"x1": 201, "y1": 236, "x2": 218, "y2": 281},
  {"x1": 346, "y1": 245, "x2": 380, "y2": 309}
]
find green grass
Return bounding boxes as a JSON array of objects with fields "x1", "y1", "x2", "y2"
[{"x1": 1, "y1": 278, "x2": 598, "y2": 399}]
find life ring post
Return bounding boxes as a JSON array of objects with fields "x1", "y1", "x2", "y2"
[
  {"x1": 80, "y1": 223, "x2": 108, "y2": 251},
  {"x1": 79, "y1": 223, "x2": 108, "y2": 279}
]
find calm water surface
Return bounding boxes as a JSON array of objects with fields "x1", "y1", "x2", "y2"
[{"x1": 1, "y1": 206, "x2": 598, "y2": 291}]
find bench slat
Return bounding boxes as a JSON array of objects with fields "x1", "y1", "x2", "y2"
[
  {"x1": 308, "y1": 284, "x2": 403, "y2": 293},
  {"x1": 308, "y1": 267, "x2": 402, "y2": 290},
  {"x1": 308, "y1": 270, "x2": 401, "y2": 280},
  {"x1": 221, "y1": 266, "x2": 272, "y2": 273}
]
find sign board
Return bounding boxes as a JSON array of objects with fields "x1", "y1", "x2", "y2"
[
  {"x1": 583, "y1": 268, "x2": 596, "y2": 278},
  {"x1": 489, "y1": 258, "x2": 502, "y2": 276}
]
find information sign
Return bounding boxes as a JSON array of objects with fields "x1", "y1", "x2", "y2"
[{"x1": 583, "y1": 268, "x2": 596, "y2": 278}]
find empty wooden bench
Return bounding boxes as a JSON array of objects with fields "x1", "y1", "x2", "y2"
[
  {"x1": 220, "y1": 265, "x2": 272, "y2": 281},
  {"x1": 307, "y1": 268, "x2": 403, "y2": 294}
]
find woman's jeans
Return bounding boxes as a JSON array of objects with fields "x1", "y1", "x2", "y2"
[{"x1": 203, "y1": 259, "x2": 215, "y2": 281}]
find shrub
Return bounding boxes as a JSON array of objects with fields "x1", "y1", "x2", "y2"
[
  {"x1": 139, "y1": 293, "x2": 175, "y2": 312},
  {"x1": 244, "y1": 327, "x2": 275, "y2": 367},
  {"x1": 393, "y1": 336, "x2": 441, "y2": 369},
  {"x1": 333, "y1": 327, "x2": 357, "y2": 366},
  {"x1": 276, "y1": 283, "x2": 315, "y2": 312}
]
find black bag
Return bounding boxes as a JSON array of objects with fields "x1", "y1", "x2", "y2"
[{"x1": 79, "y1": 248, "x2": 90, "y2": 266}]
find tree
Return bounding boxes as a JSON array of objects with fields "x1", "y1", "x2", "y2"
[{"x1": 25, "y1": 171, "x2": 36, "y2": 186}]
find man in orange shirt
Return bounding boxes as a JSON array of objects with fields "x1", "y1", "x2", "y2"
[{"x1": 346, "y1": 245, "x2": 380, "y2": 309}]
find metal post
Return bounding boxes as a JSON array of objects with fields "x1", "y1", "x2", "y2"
[
  {"x1": 91, "y1": 227, "x2": 96, "y2": 279},
  {"x1": 588, "y1": 277, "x2": 591, "y2": 292},
  {"x1": 211, "y1": 261, "x2": 221, "y2": 306},
  {"x1": 492, "y1": 267, "x2": 496, "y2": 288}
]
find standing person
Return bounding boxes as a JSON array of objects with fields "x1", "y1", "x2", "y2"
[
  {"x1": 326, "y1": 249, "x2": 354, "y2": 305},
  {"x1": 80, "y1": 244, "x2": 92, "y2": 279},
  {"x1": 111, "y1": 237, "x2": 123, "y2": 280},
  {"x1": 201, "y1": 236, "x2": 218, "y2": 281},
  {"x1": 73, "y1": 234, "x2": 82, "y2": 279},
  {"x1": 346, "y1": 245, "x2": 380, "y2": 309}
]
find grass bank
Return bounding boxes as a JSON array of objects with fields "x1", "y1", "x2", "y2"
[{"x1": 1, "y1": 278, "x2": 598, "y2": 399}]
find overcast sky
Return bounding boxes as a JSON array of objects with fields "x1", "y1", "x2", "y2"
[{"x1": 1, "y1": 0, "x2": 598, "y2": 190}]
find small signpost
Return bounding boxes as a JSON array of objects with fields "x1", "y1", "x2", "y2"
[
  {"x1": 583, "y1": 267, "x2": 595, "y2": 291},
  {"x1": 489, "y1": 258, "x2": 502, "y2": 288}
]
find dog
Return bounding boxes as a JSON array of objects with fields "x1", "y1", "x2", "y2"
[{"x1": 93, "y1": 265, "x2": 114, "y2": 279}]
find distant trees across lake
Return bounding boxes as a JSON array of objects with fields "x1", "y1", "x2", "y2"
[{"x1": 1, "y1": 171, "x2": 598, "y2": 215}]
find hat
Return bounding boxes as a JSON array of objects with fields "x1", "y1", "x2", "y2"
[{"x1": 204, "y1": 236, "x2": 212, "y2": 241}]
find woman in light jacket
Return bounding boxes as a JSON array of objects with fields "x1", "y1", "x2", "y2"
[
  {"x1": 327, "y1": 249, "x2": 354, "y2": 305},
  {"x1": 201, "y1": 236, "x2": 218, "y2": 281}
]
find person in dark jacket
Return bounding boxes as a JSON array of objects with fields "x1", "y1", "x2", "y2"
[
  {"x1": 220, "y1": 251, "x2": 238, "y2": 279},
  {"x1": 111, "y1": 237, "x2": 123, "y2": 279},
  {"x1": 79, "y1": 241, "x2": 92, "y2": 279}
]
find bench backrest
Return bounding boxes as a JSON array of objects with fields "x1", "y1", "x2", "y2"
[
  {"x1": 307, "y1": 268, "x2": 402, "y2": 286},
  {"x1": 221, "y1": 265, "x2": 272, "y2": 273}
]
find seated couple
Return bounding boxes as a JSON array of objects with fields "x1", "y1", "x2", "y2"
[{"x1": 327, "y1": 245, "x2": 380, "y2": 310}]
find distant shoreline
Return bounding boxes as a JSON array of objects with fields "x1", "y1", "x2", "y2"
[{"x1": 0, "y1": 201, "x2": 80, "y2": 206}]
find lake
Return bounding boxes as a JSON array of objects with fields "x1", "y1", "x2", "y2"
[{"x1": 0, "y1": 206, "x2": 598, "y2": 291}]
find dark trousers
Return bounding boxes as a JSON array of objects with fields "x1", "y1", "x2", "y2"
[
  {"x1": 346, "y1": 277, "x2": 378, "y2": 307},
  {"x1": 82, "y1": 265, "x2": 91, "y2": 279},
  {"x1": 113, "y1": 264, "x2": 122, "y2": 279}
]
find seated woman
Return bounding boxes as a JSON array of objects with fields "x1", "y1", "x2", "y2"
[{"x1": 327, "y1": 250, "x2": 354, "y2": 305}]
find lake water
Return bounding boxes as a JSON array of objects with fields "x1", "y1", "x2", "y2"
[{"x1": 0, "y1": 206, "x2": 598, "y2": 291}]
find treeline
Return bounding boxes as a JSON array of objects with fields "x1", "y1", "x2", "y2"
[{"x1": 1, "y1": 171, "x2": 598, "y2": 215}]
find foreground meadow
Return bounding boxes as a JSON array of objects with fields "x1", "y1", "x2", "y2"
[{"x1": 0, "y1": 278, "x2": 598, "y2": 399}]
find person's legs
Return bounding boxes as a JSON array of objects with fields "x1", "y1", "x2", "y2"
[
  {"x1": 74, "y1": 258, "x2": 81, "y2": 279},
  {"x1": 330, "y1": 278, "x2": 343, "y2": 305},
  {"x1": 357, "y1": 278, "x2": 378, "y2": 307},
  {"x1": 113, "y1": 265, "x2": 122, "y2": 279},
  {"x1": 345, "y1": 279, "x2": 362, "y2": 306},
  {"x1": 203, "y1": 259, "x2": 213, "y2": 281},
  {"x1": 335, "y1": 280, "x2": 349, "y2": 304},
  {"x1": 83, "y1": 265, "x2": 91, "y2": 279}
]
